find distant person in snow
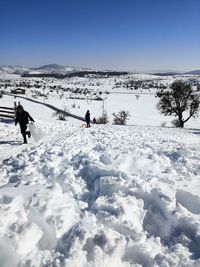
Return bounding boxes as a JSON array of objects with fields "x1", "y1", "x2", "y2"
[
  {"x1": 93, "y1": 117, "x2": 97, "y2": 124},
  {"x1": 85, "y1": 110, "x2": 91, "y2": 128},
  {"x1": 15, "y1": 105, "x2": 35, "y2": 143}
]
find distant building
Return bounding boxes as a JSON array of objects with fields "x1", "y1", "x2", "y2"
[{"x1": 11, "y1": 88, "x2": 26, "y2": 94}]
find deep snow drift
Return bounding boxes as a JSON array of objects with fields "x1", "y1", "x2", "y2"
[
  {"x1": 1, "y1": 73, "x2": 200, "y2": 266},
  {"x1": 1, "y1": 116, "x2": 200, "y2": 266}
]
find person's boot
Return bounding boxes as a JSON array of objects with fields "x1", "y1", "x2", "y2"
[
  {"x1": 26, "y1": 131, "x2": 31, "y2": 138},
  {"x1": 24, "y1": 139, "x2": 27, "y2": 144}
]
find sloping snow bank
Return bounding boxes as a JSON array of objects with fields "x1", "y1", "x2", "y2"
[{"x1": 1, "y1": 121, "x2": 200, "y2": 266}]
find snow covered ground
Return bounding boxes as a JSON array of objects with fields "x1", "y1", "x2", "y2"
[{"x1": 1, "y1": 78, "x2": 200, "y2": 266}]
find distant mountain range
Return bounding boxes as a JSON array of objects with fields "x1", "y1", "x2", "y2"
[
  {"x1": 184, "y1": 70, "x2": 200, "y2": 75},
  {"x1": 0, "y1": 64, "x2": 129, "y2": 78},
  {"x1": 0, "y1": 64, "x2": 92, "y2": 75},
  {"x1": 152, "y1": 72, "x2": 181, "y2": 76},
  {"x1": 153, "y1": 70, "x2": 200, "y2": 76},
  {"x1": 0, "y1": 64, "x2": 200, "y2": 76}
]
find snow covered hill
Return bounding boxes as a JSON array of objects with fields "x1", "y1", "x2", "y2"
[
  {"x1": 0, "y1": 64, "x2": 92, "y2": 75},
  {"x1": 1, "y1": 100, "x2": 200, "y2": 266},
  {"x1": 1, "y1": 64, "x2": 200, "y2": 76},
  {"x1": 30, "y1": 64, "x2": 92, "y2": 75},
  {"x1": 1, "y1": 73, "x2": 200, "y2": 266},
  {"x1": 0, "y1": 65, "x2": 30, "y2": 75},
  {"x1": 185, "y1": 70, "x2": 200, "y2": 75}
]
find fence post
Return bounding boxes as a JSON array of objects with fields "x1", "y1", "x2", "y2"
[{"x1": 14, "y1": 102, "x2": 17, "y2": 117}]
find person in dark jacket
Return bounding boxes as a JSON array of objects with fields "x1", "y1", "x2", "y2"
[
  {"x1": 85, "y1": 110, "x2": 91, "y2": 128},
  {"x1": 93, "y1": 117, "x2": 97, "y2": 124},
  {"x1": 15, "y1": 105, "x2": 35, "y2": 143}
]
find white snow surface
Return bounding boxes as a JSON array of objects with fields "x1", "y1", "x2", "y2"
[{"x1": 1, "y1": 87, "x2": 200, "y2": 266}]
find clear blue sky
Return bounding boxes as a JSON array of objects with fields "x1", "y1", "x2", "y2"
[{"x1": 0, "y1": 0, "x2": 200, "y2": 72}]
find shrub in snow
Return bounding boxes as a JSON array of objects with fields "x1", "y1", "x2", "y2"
[
  {"x1": 161, "y1": 121, "x2": 167, "y2": 127},
  {"x1": 53, "y1": 107, "x2": 69, "y2": 121},
  {"x1": 156, "y1": 80, "x2": 200, "y2": 128},
  {"x1": 97, "y1": 112, "x2": 108, "y2": 124},
  {"x1": 113, "y1": 110, "x2": 130, "y2": 125},
  {"x1": 172, "y1": 118, "x2": 182, "y2": 127}
]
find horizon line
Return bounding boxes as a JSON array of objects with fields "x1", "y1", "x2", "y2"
[{"x1": 0, "y1": 63, "x2": 200, "y2": 74}]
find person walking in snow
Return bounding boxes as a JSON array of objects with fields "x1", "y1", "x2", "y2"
[
  {"x1": 15, "y1": 105, "x2": 35, "y2": 143},
  {"x1": 85, "y1": 110, "x2": 91, "y2": 128}
]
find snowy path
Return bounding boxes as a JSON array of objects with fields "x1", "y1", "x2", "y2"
[{"x1": 1, "y1": 121, "x2": 200, "y2": 266}]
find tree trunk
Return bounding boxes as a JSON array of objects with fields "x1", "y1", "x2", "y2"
[{"x1": 179, "y1": 118, "x2": 184, "y2": 128}]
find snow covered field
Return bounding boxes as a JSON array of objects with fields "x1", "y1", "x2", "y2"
[{"x1": 1, "y1": 74, "x2": 200, "y2": 266}]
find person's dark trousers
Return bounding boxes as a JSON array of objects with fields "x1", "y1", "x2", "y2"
[
  {"x1": 86, "y1": 121, "x2": 90, "y2": 127},
  {"x1": 20, "y1": 124, "x2": 27, "y2": 143}
]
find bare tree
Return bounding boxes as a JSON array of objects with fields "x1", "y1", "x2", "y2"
[
  {"x1": 156, "y1": 80, "x2": 200, "y2": 128},
  {"x1": 113, "y1": 110, "x2": 130, "y2": 125}
]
